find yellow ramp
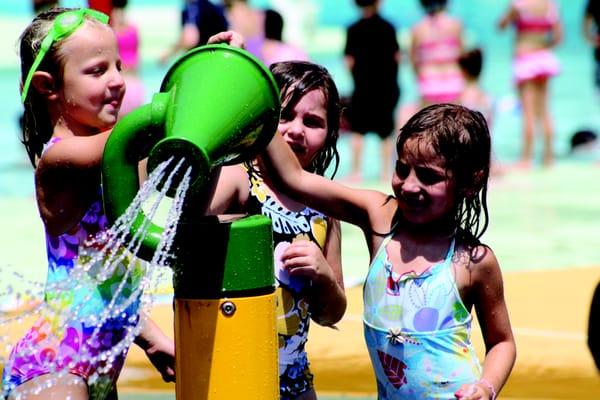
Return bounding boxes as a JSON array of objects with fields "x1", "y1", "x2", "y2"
[{"x1": 118, "y1": 266, "x2": 600, "y2": 399}]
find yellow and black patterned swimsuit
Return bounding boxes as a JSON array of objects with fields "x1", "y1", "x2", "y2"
[{"x1": 244, "y1": 165, "x2": 329, "y2": 399}]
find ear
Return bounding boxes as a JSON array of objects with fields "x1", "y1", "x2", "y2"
[
  {"x1": 463, "y1": 169, "x2": 485, "y2": 199},
  {"x1": 30, "y1": 71, "x2": 58, "y2": 100}
]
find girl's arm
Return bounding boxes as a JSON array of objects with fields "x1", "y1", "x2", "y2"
[
  {"x1": 409, "y1": 28, "x2": 419, "y2": 74},
  {"x1": 458, "y1": 246, "x2": 516, "y2": 399},
  {"x1": 550, "y1": 10, "x2": 563, "y2": 48},
  {"x1": 204, "y1": 165, "x2": 249, "y2": 214},
  {"x1": 262, "y1": 132, "x2": 387, "y2": 232},
  {"x1": 282, "y1": 218, "x2": 346, "y2": 326},
  {"x1": 135, "y1": 316, "x2": 176, "y2": 382},
  {"x1": 36, "y1": 131, "x2": 112, "y2": 236},
  {"x1": 498, "y1": 5, "x2": 516, "y2": 30}
]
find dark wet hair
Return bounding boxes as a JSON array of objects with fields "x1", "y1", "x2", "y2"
[
  {"x1": 264, "y1": 9, "x2": 283, "y2": 41},
  {"x1": 396, "y1": 103, "x2": 491, "y2": 243},
  {"x1": 18, "y1": 7, "x2": 106, "y2": 167},
  {"x1": 269, "y1": 61, "x2": 341, "y2": 178},
  {"x1": 355, "y1": 0, "x2": 377, "y2": 7},
  {"x1": 458, "y1": 48, "x2": 483, "y2": 79},
  {"x1": 570, "y1": 129, "x2": 598, "y2": 152},
  {"x1": 112, "y1": 0, "x2": 128, "y2": 8},
  {"x1": 419, "y1": 0, "x2": 447, "y2": 14}
]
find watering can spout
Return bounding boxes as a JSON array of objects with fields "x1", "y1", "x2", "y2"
[{"x1": 102, "y1": 44, "x2": 281, "y2": 260}]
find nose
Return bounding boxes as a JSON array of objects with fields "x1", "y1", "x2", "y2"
[
  {"x1": 107, "y1": 68, "x2": 125, "y2": 90},
  {"x1": 401, "y1": 169, "x2": 421, "y2": 194},
  {"x1": 284, "y1": 118, "x2": 304, "y2": 140}
]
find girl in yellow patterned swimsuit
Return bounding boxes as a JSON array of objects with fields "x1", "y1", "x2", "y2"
[{"x1": 206, "y1": 60, "x2": 346, "y2": 400}]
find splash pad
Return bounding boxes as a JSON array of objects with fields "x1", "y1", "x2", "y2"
[{"x1": 1, "y1": 44, "x2": 281, "y2": 399}]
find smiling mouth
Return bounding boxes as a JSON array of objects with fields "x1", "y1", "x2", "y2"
[{"x1": 287, "y1": 142, "x2": 306, "y2": 154}]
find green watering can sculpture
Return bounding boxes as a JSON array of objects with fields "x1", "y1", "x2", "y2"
[
  {"x1": 101, "y1": 45, "x2": 282, "y2": 399},
  {"x1": 102, "y1": 44, "x2": 280, "y2": 258}
]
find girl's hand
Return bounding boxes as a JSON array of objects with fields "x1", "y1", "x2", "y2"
[
  {"x1": 454, "y1": 381, "x2": 494, "y2": 400},
  {"x1": 281, "y1": 240, "x2": 334, "y2": 284},
  {"x1": 207, "y1": 30, "x2": 245, "y2": 49},
  {"x1": 135, "y1": 319, "x2": 176, "y2": 382},
  {"x1": 143, "y1": 333, "x2": 176, "y2": 383}
]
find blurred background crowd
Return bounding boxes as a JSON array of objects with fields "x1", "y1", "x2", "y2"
[{"x1": 1, "y1": 0, "x2": 599, "y2": 196}]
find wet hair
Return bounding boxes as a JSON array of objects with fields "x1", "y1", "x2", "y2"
[
  {"x1": 112, "y1": 0, "x2": 128, "y2": 8},
  {"x1": 264, "y1": 9, "x2": 284, "y2": 41},
  {"x1": 570, "y1": 129, "x2": 598, "y2": 152},
  {"x1": 33, "y1": 0, "x2": 59, "y2": 14},
  {"x1": 458, "y1": 48, "x2": 483, "y2": 79},
  {"x1": 269, "y1": 61, "x2": 341, "y2": 178},
  {"x1": 396, "y1": 103, "x2": 491, "y2": 243},
  {"x1": 355, "y1": 0, "x2": 377, "y2": 7},
  {"x1": 18, "y1": 7, "x2": 107, "y2": 167},
  {"x1": 419, "y1": 0, "x2": 447, "y2": 14}
]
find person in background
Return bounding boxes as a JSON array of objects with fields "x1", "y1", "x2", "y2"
[
  {"x1": 88, "y1": 0, "x2": 112, "y2": 18},
  {"x1": 260, "y1": 9, "x2": 309, "y2": 67},
  {"x1": 588, "y1": 281, "x2": 600, "y2": 372},
  {"x1": 499, "y1": 0, "x2": 562, "y2": 167},
  {"x1": 222, "y1": 0, "x2": 266, "y2": 60},
  {"x1": 111, "y1": 0, "x2": 145, "y2": 116},
  {"x1": 344, "y1": 0, "x2": 400, "y2": 182},
  {"x1": 584, "y1": 0, "x2": 600, "y2": 94},
  {"x1": 410, "y1": 0, "x2": 464, "y2": 107},
  {"x1": 159, "y1": 0, "x2": 228, "y2": 65},
  {"x1": 458, "y1": 48, "x2": 494, "y2": 128}
]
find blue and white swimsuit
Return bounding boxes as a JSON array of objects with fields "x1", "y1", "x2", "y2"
[{"x1": 363, "y1": 234, "x2": 482, "y2": 399}]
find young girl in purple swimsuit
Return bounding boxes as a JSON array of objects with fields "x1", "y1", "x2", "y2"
[{"x1": 2, "y1": 8, "x2": 174, "y2": 399}]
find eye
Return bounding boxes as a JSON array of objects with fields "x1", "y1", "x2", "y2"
[
  {"x1": 304, "y1": 115, "x2": 325, "y2": 129},
  {"x1": 86, "y1": 63, "x2": 107, "y2": 76},
  {"x1": 395, "y1": 161, "x2": 409, "y2": 179},
  {"x1": 279, "y1": 109, "x2": 294, "y2": 123},
  {"x1": 415, "y1": 167, "x2": 446, "y2": 185}
]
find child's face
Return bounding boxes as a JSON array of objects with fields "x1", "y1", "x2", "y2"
[
  {"x1": 57, "y1": 23, "x2": 125, "y2": 133},
  {"x1": 278, "y1": 88, "x2": 328, "y2": 169},
  {"x1": 392, "y1": 137, "x2": 456, "y2": 225}
]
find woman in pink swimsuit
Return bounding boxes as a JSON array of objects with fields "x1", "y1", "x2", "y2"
[
  {"x1": 499, "y1": 0, "x2": 563, "y2": 167},
  {"x1": 410, "y1": 0, "x2": 464, "y2": 107},
  {"x1": 111, "y1": 0, "x2": 145, "y2": 117}
]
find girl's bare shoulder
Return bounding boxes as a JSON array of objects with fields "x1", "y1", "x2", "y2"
[{"x1": 456, "y1": 241, "x2": 502, "y2": 283}]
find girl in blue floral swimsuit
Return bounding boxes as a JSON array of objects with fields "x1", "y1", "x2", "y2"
[
  {"x1": 263, "y1": 103, "x2": 517, "y2": 399},
  {"x1": 207, "y1": 61, "x2": 347, "y2": 399}
]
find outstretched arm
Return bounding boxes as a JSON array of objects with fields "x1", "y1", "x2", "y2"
[
  {"x1": 262, "y1": 132, "x2": 385, "y2": 232},
  {"x1": 456, "y1": 247, "x2": 516, "y2": 399}
]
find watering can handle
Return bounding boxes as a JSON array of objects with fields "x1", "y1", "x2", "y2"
[{"x1": 102, "y1": 93, "x2": 170, "y2": 261}]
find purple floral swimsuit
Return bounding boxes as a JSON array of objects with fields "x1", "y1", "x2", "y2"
[{"x1": 2, "y1": 139, "x2": 144, "y2": 399}]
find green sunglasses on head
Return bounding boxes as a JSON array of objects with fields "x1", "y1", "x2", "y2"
[{"x1": 21, "y1": 8, "x2": 109, "y2": 103}]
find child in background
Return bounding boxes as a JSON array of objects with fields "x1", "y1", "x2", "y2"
[
  {"x1": 206, "y1": 60, "x2": 346, "y2": 400},
  {"x1": 260, "y1": 9, "x2": 309, "y2": 67},
  {"x1": 344, "y1": 0, "x2": 400, "y2": 182},
  {"x1": 584, "y1": 0, "x2": 600, "y2": 94},
  {"x1": 498, "y1": 0, "x2": 562, "y2": 167},
  {"x1": 159, "y1": 0, "x2": 229, "y2": 65},
  {"x1": 111, "y1": 0, "x2": 145, "y2": 116},
  {"x1": 410, "y1": 0, "x2": 464, "y2": 107},
  {"x1": 263, "y1": 103, "x2": 516, "y2": 399},
  {"x1": 458, "y1": 48, "x2": 494, "y2": 128},
  {"x1": 2, "y1": 8, "x2": 174, "y2": 399}
]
